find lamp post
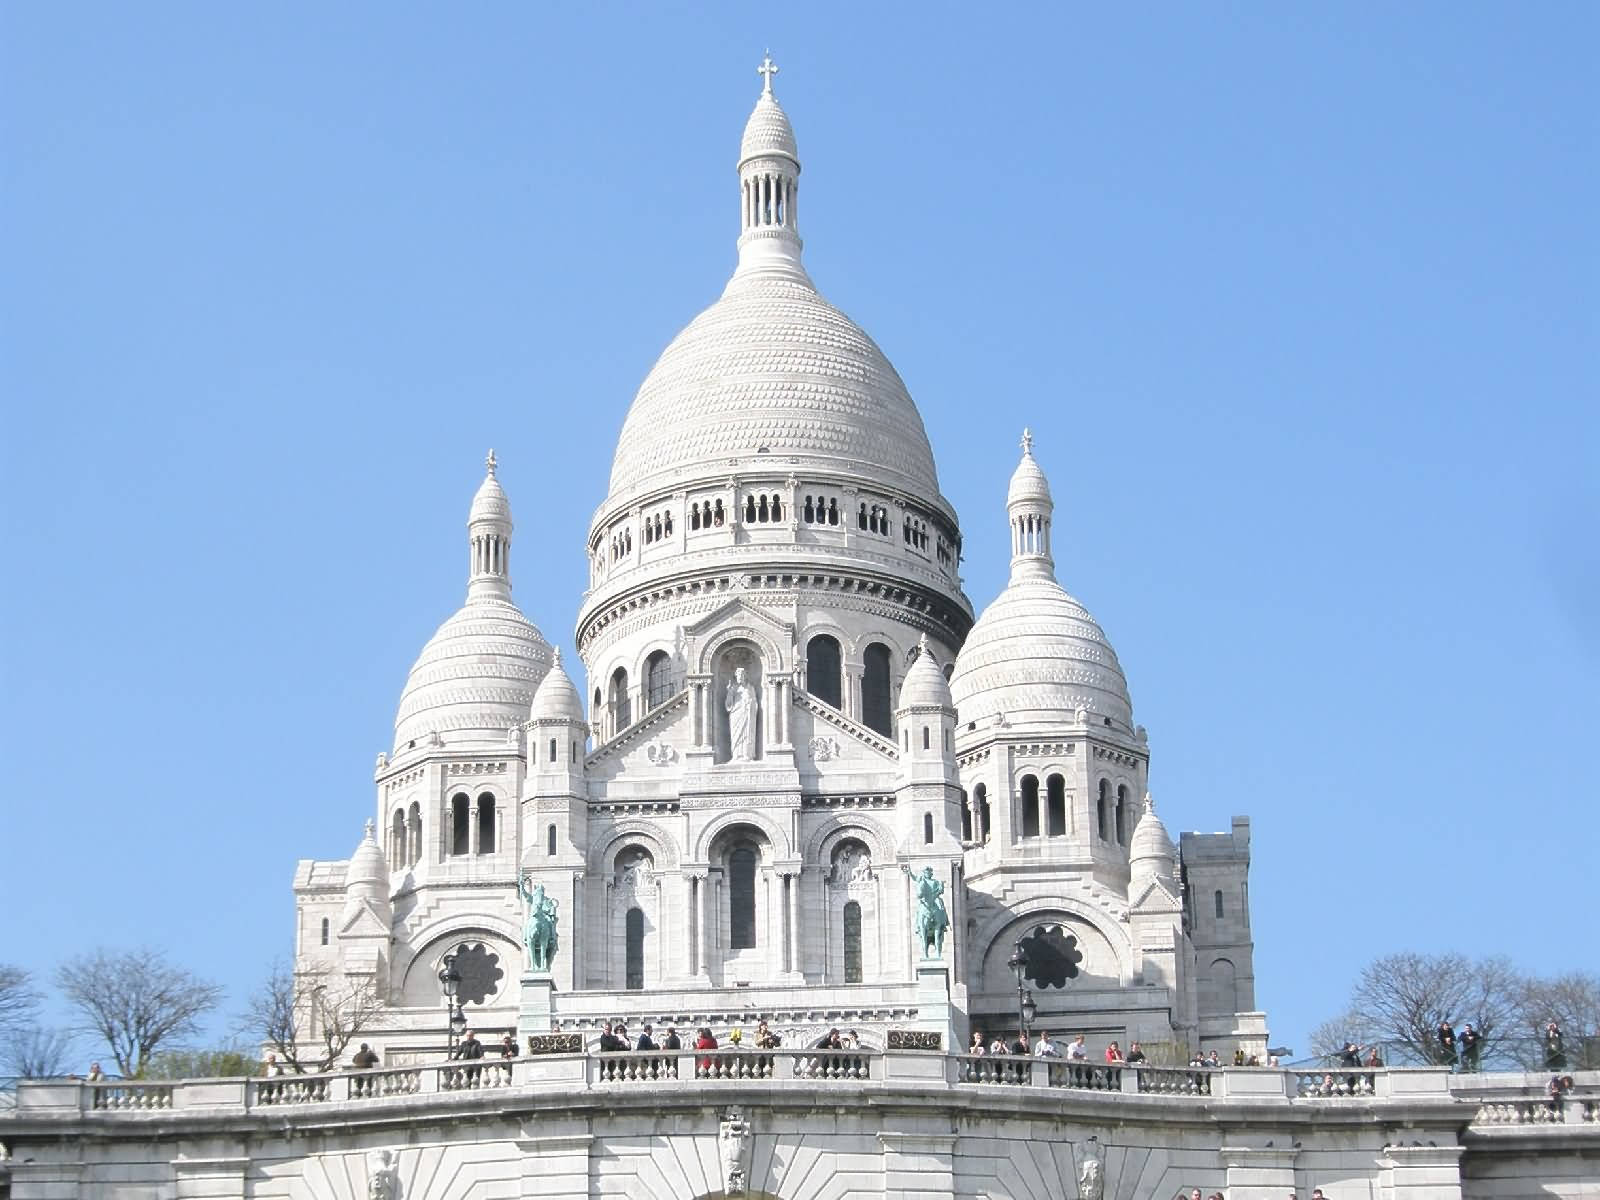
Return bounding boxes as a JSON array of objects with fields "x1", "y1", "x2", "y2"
[
  {"x1": 438, "y1": 952, "x2": 465, "y2": 1056},
  {"x1": 1006, "y1": 938, "x2": 1038, "y2": 1048}
]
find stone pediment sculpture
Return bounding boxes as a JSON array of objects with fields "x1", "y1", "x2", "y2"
[
  {"x1": 719, "y1": 1108, "x2": 751, "y2": 1195},
  {"x1": 808, "y1": 735, "x2": 841, "y2": 762},
  {"x1": 644, "y1": 737, "x2": 678, "y2": 766},
  {"x1": 367, "y1": 1149, "x2": 400, "y2": 1199}
]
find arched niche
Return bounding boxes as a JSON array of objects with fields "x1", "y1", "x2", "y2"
[{"x1": 713, "y1": 639, "x2": 763, "y2": 764}]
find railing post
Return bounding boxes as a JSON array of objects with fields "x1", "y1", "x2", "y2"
[
  {"x1": 678, "y1": 1052, "x2": 696, "y2": 1081},
  {"x1": 1121, "y1": 1067, "x2": 1139, "y2": 1094},
  {"x1": 327, "y1": 1074, "x2": 351, "y2": 1103},
  {"x1": 419, "y1": 1064, "x2": 440, "y2": 1094},
  {"x1": 774, "y1": 1053, "x2": 796, "y2": 1081},
  {"x1": 1030, "y1": 1059, "x2": 1047, "y2": 1088}
]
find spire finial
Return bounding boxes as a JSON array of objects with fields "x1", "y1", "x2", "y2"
[
  {"x1": 1020, "y1": 428, "x2": 1033, "y2": 456},
  {"x1": 485, "y1": 448, "x2": 498, "y2": 477},
  {"x1": 552, "y1": 647, "x2": 562, "y2": 667},
  {"x1": 364, "y1": 817, "x2": 376, "y2": 840},
  {"x1": 1143, "y1": 791, "x2": 1155, "y2": 813},
  {"x1": 758, "y1": 51, "x2": 779, "y2": 95},
  {"x1": 918, "y1": 632, "x2": 930, "y2": 653}
]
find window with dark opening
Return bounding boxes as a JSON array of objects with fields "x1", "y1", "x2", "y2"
[
  {"x1": 451, "y1": 793, "x2": 470, "y2": 855},
  {"x1": 625, "y1": 907, "x2": 645, "y2": 990},
  {"x1": 843, "y1": 901, "x2": 862, "y2": 983},
  {"x1": 1021, "y1": 775, "x2": 1040, "y2": 838},
  {"x1": 729, "y1": 847, "x2": 758, "y2": 950},
  {"x1": 1046, "y1": 774, "x2": 1067, "y2": 837},
  {"x1": 861, "y1": 643, "x2": 893, "y2": 737},
  {"x1": 476, "y1": 793, "x2": 495, "y2": 855},
  {"x1": 806, "y1": 635, "x2": 843, "y2": 708}
]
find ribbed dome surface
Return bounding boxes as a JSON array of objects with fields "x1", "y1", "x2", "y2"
[
  {"x1": 899, "y1": 640, "x2": 953, "y2": 710},
  {"x1": 530, "y1": 649, "x2": 586, "y2": 724},
  {"x1": 606, "y1": 275, "x2": 941, "y2": 506},
  {"x1": 1129, "y1": 797, "x2": 1175, "y2": 866},
  {"x1": 468, "y1": 471, "x2": 511, "y2": 526},
  {"x1": 741, "y1": 92, "x2": 798, "y2": 163},
  {"x1": 950, "y1": 576, "x2": 1133, "y2": 732},
  {"x1": 1007, "y1": 449, "x2": 1052, "y2": 508},
  {"x1": 394, "y1": 598, "x2": 552, "y2": 751}
]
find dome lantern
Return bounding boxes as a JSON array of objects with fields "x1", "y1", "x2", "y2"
[
  {"x1": 467, "y1": 449, "x2": 513, "y2": 602},
  {"x1": 1007, "y1": 429, "x2": 1054, "y2": 581},
  {"x1": 735, "y1": 53, "x2": 806, "y2": 282}
]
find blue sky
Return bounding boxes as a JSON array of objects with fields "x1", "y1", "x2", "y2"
[{"x1": 2, "y1": 5, "x2": 1594, "y2": 1063}]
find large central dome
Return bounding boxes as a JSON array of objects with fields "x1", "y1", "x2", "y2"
[
  {"x1": 598, "y1": 68, "x2": 944, "y2": 520},
  {"x1": 606, "y1": 273, "x2": 941, "y2": 503}
]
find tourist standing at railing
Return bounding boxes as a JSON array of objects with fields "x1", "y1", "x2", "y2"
[
  {"x1": 1364, "y1": 1045, "x2": 1382, "y2": 1068},
  {"x1": 1008, "y1": 1031, "x2": 1029, "y2": 1056},
  {"x1": 499, "y1": 1034, "x2": 518, "y2": 1060},
  {"x1": 636, "y1": 1024, "x2": 657, "y2": 1051},
  {"x1": 86, "y1": 1062, "x2": 105, "y2": 1082},
  {"x1": 1065, "y1": 1033, "x2": 1088, "y2": 1085},
  {"x1": 754, "y1": 1021, "x2": 780, "y2": 1050},
  {"x1": 1545, "y1": 1022, "x2": 1566, "y2": 1069},
  {"x1": 262, "y1": 1053, "x2": 283, "y2": 1077},
  {"x1": 1034, "y1": 1031, "x2": 1061, "y2": 1058},
  {"x1": 843, "y1": 1030, "x2": 860, "y2": 1049},
  {"x1": 613, "y1": 1023, "x2": 630, "y2": 1051},
  {"x1": 695, "y1": 1027, "x2": 718, "y2": 1071},
  {"x1": 1126, "y1": 1042, "x2": 1146, "y2": 1065},
  {"x1": 1458, "y1": 1023, "x2": 1483, "y2": 1072},
  {"x1": 1104, "y1": 1041, "x2": 1124, "y2": 1088},
  {"x1": 454, "y1": 1030, "x2": 484, "y2": 1084},
  {"x1": 1438, "y1": 1020, "x2": 1457, "y2": 1068},
  {"x1": 1105, "y1": 1041, "x2": 1124, "y2": 1064},
  {"x1": 598, "y1": 1023, "x2": 624, "y2": 1053},
  {"x1": 662, "y1": 1027, "x2": 681, "y2": 1051},
  {"x1": 351, "y1": 1043, "x2": 379, "y2": 1069},
  {"x1": 969, "y1": 1031, "x2": 987, "y2": 1057}
]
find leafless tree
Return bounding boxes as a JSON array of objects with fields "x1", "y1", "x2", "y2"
[
  {"x1": 241, "y1": 961, "x2": 386, "y2": 1073},
  {"x1": 1308, "y1": 1008, "x2": 1382, "y2": 1062},
  {"x1": 1516, "y1": 971, "x2": 1600, "y2": 1070},
  {"x1": 0, "y1": 964, "x2": 42, "y2": 1034},
  {"x1": 55, "y1": 948, "x2": 224, "y2": 1078},
  {"x1": 3, "y1": 1028, "x2": 78, "y2": 1078},
  {"x1": 1339, "y1": 952, "x2": 1522, "y2": 1066}
]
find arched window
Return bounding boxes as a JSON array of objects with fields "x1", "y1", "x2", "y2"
[
  {"x1": 546, "y1": 823, "x2": 557, "y2": 856},
  {"x1": 1047, "y1": 774, "x2": 1067, "y2": 836},
  {"x1": 806, "y1": 635, "x2": 842, "y2": 708},
  {"x1": 592, "y1": 688, "x2": 603, "y2": 724},
  {"x1": 827, "y1": 498, "x2": 838, "y2": 525},
  {"x1": 1020, "y1": 775, "x2": 1040, "y2": 838},
  {"x1": 745, "y1": 495, "x2": 757, "y2": 523},
  {"x1": 729, "y1": 847, "x2": 757, "y2": 950},
  {"x1": 922, "y1": 725, "x2": 930, "y2": 750},
  {"x1": 923, "y1": 812, "x2": 935, "y2": 844},
  {"x1": 476, "y1": 793, "x2": 495, "y2": 855},
  {"x1": 609, "y1": 667, "x2": 631, "y2": 731},
  {"x1": 451, "y1": 793, "x2": 470, "y2": 856},
  {"x1": 1116, "y1": 784, "x2": 1128, "y2": 844},
  {"x1": 861, "y1": 642, "x2": 893, "y2": 737},
  {"x1": 320, "y1": 917, "x2": 329, "y2": 946},
  {"x1": 960, "y1": 789, "x2": 972, "y2": 842},
  {"x1": 644, "y1": 650, "x2": 673, "y2": 710},
  {"x1": 408, "y1": 802, "x2": 421, "y2": 867},
  {"x1": 549, "y1": 737, "x2": 557, "y2": 763},
  {"x1": 625, "y1": 908, "x2": 645, "y2": 990},
  {"x1": 1097, "y1": 779, "x2": 1110, "y2": 841},
  {"x1": 976, "y1": 784, "x2": 991, "y2": 843},
  {"x1": 843, "y1": 901, "x2": 862, "y2": 984},
  {"x1": 390, "y1": 809, "x2": 406, "y2": 870},
  {"x1": 1214, "y1": 889, "x2": 1225, "y2": 919},
  {"x1": 713, "y1": 499, "x2": 724, "y2": 526}
]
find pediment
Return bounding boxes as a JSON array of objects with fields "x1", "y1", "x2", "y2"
[
  {"x1": 1129, "y1": 875, "x2": 1182, "y2": 913},
  {"x1": 682, "y1": 597, "x2": 796, "y2": 672},
  {"x1": 339, "y1": 898, "x2": 391, "y2": 939}
]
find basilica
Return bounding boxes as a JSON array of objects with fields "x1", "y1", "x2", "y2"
[{"x1": 291, "y1": 60, "x2": 1265, "y2": 1066}]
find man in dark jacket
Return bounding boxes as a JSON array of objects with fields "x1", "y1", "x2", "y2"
[
  {"x1": 1458, "y1": 1023, "x2": 1483, "y2": 1072},
  {"x1": 455, "y1": 1029, "x2": 484, "y2": 1083},
  {"x1": 636, "y1": 1024, "x2": 657, "y2": 1051},
  {"x1": 662, "y1": 1027, "x2": 682, "y2": 1050}
]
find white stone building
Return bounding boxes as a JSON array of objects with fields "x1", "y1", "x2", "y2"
[{"x1": 290, "y1": 61, "x2": 1264, "y2": 1064}]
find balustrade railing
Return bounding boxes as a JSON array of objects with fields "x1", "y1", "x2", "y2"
[
  {"x1": 791, "y1": 1050, "x2": 870, "y2": 1080},
  {"x1": 596, "y1": 1052, "x2": 678, "y2": 1082},
  {"x1": 255, "y1": 1077, "x2": 329, "y2": 1106},
  {"x1": 1473, "y1": 1100, "x2": 1564, "y2": 1125},
  {"x1": 1135, "y1": 1065, "x2": 1213, "y2": 1096},
  {"x1": 349, "y1": 1067, "x2": 421, "y2": 1100},
  {"x1": 956, "y1": 1054, "x2": 1035, "y2": 1085},
  {"x1": 440, "y1": 1061, "x2": 513, "y2": 1091},
  {"x1": 88, "y1": 1082, "x2": 174, "y2": 1110},
  {"x1": 695, "y1": 1050, "x2": 775, "y2": 1080},
  {"x1": 1294, "y1": 1070, "x2": 1377, "y2": 1098}
]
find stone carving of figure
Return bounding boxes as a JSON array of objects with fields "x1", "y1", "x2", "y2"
[
  {"x1": 902, "y1": 865, "x2": 949, "y2": 959},
  {"x1": 718, "y1": 1109, "x2": 751, "y2": 1195},
  {"x1": 1076, "y1": 1143, "x2": 1104, "y2": 1200},
  {"x1": 724, "y1": 666, "x2": 760, "y2": 762},
  {"x1": 517, "y1": 875, "x2": 560, "y2": 972},
  {"x1": 367, "y1": 1149, "x2": 400, "y2": 1200}
]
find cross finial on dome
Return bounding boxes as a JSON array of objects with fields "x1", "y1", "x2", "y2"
[
  {"x1": 1143, "y1": 791, "x2": 1155, "y2": 813},
  {"x1": 364, "y1": 817, "x2": 375, "y2": 840},
  {"x1": 758, "y1": 51, "x2": 779, "y2": 95},
  {"x1": 552, "y1": 647, "x2": 562, "y2": 667},
  {"x1": 485, "y1": 448, "x2": 498, "y2": 477},
  {"x1": 1020, "y1": 428, "x2": 1033, "y2": 456}
]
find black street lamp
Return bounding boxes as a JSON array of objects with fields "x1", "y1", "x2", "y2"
[
  {"x1": 1006, "y1": 939, "x2": 1038, "y2": 1047},
  {"x1": 439, "y1": 952, "x2": 466, "y2": 1055}
]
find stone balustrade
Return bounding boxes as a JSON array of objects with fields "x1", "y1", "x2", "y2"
[{"x1": 14, "y1": 1058, "x2": 1595, "y2": 1120}]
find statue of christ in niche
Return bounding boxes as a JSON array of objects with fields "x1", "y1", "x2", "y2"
[{"x1": 724, "y1": 666, "x2": 760, "y2": 762}]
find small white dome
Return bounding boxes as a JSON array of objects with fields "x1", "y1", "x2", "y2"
[
  {"x1": 394, "y1": 598, "x2": 551, "y2": 752},
  {"x1": 951, "y1": 576, "x2": 1132, "y2": 734},
  {"x1": 1128, "y1": 794, "x2": 1176, "y2": 870},
  {"x1": 468, "y1": 451, "x2": 511, "y2": 529},
  {"x1": 740, "y1": 78, "x2": 797, "y2": 164},
  {"x1": 1007, "y1": 432, "x2": 1052, "y2": 509},
  {"x1": 898, "y1": 637, "x2": 953, "y2": 710},
  {"x1": 344, "y1": 821, "x2": 390, "y2": 914},
  {"x1": 530, "y1": 648, "x2": 586, "y2": 724}
]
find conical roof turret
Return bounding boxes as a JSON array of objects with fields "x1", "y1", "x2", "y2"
[
  {"x1": 1129, "y1": 794, "x2": 1177, "y2": 884},
  {"x1": 898, "y1": 635, "x2": 953, "y2": 710},
  {"x1": 530, "y1": 647, "x2": 586, "y2": 724}
]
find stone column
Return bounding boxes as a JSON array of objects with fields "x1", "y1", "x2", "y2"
[{"x1": 786, "y1": 871, "x2": 801, "y2": 975}]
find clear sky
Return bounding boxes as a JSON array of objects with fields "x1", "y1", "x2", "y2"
[{"x1": 2, "y1": 5, "x2": 1595, "y2": 1064}]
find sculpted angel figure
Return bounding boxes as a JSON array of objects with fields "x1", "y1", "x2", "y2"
[{"x1": 724, "y1": 666, "x2": 759, "y2": 762}]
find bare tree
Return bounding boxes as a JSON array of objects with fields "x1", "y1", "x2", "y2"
[
  {"x1": 55, "y1": 948, "x2": 224, "y2": 1078},
  {"x1": 1308, "y1": 1008, "x2": 1381, "y2": 1062},
  {"x1": 1340, "y1": 952, "x2": 1522, "y2": 1066},
  {"x1": 241, "y1": 961, "x2": 386, "y2": 1073},
  {"x1": 1517, "y1": 971, "x2": 1600, "y2": 1070},
  {"x1": 0, "y1": 964, "x2": 41, "y2": 1034},
  {"x1": 4, "y1": 1029, "x2": 77, "y2": 1078}
]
